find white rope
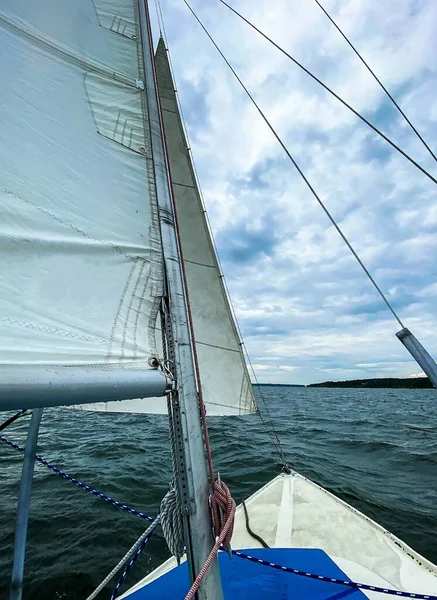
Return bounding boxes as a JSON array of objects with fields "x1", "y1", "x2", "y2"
[
  {"x1": 85, "y1": 517, "x2": 160, "y2": 600},
  {"x1": 85, "y1": 486, "x2": 184, "y2": 600},
  {"x1": 160, "y1": 486, "x2": 185, "y2": 561}
]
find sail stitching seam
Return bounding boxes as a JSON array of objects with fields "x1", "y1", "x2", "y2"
[
  {"x1": 238, "y1": 370, "x2": 246, "y2": 415},
  {"x1": 200, "y1": 399, "x2": 250, "y2": 410},
  {"x1": 133, "y1": 270, "x2": 152, "y2": 359},
  {"x1": 96, "y1": 130, "x2": 150, "y2": 156},
  {"x1": 172, "y1": 181, "x2": 195, "y2": 189},
  {"x1": 195, "y1": 340, "x2": 241, "y2": 353},
  {"x1": 120, "y1": 261, "x2": 147, "y2": 360},
  {"x1": 0, "y1": 318, "x2": 108, "y2": 345},
  {"x1": 130, "y1": 266, "x2": 154, "y2": 359},
  {"x1": 162, "y1": 106, "x2": 178, "y2": 114},
  {"x1": 11, "y1": 193, "x2": 151, "y2": 263},
  {"x1": 0, "y1": 12, "x2": 135, "y2": 87},
  {"x1": 184, "y1": 259, "x2": 215, "y2": 269},
  {"x1": 142, "y1": 148, "x2": 164, "y2": 358},
  {"x1": 147, "y1": 295, "x2": 162, "y2": 357},
  {"x1": 107, "y1": 261, "x2": 138, "y2": 361}
]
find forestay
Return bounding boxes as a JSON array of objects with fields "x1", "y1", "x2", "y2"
[{"x1": 0, "y1": 1, "x2": 163, "y2": 367}]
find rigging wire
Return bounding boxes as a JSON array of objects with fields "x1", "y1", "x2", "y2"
[
  {"x1": 155, "y1": 0, "x2": 167, "y2": 40},
  {"x1": 153, "y1": 0, "x2": 164, "y2": 35},
  {"x1": 217, "y1": 0, "x2": 437, "y2": 187},
  {"x1": 182, "y1": 0, "x2": 405, "y2": 330},
  {"x1": 312, "y1": 0, "x2": 437, "y2": 164},
  {"x1": 155, "y1": 5, "x2": 289, "y2": 467}
]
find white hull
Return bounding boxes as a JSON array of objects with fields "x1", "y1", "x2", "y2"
[{"x1": 122, "y1": 471, "x2": 437, "y2": 598}]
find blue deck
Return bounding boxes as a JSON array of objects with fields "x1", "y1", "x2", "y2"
[{"x1": 126, "y1": 548, "x2": 366, "y2": 599}]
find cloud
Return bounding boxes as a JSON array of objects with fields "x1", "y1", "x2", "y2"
[
  {"x1": 153, "y1": 0, "x2": 437, "y2": 384},
  {"x1": 409, "y1": 372, "x2": 427, "y2": 378}
]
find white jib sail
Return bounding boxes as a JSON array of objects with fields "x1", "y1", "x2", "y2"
[
  {"x1": 0, "y1": 2, "x2": 163, "y2": 369},
  {"x1": 155, "y1": 39, "x2": 257, "y2": 416}
]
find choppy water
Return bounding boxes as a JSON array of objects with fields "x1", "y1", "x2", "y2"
[{"x1": 0, "y1": 387, "x2": 436, "y2": 600}]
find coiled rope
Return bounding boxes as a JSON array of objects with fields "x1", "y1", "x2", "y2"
[
  {"x1": 184, "y1": 484, "x2": 236, "y2": 600},
  {"x1": 210, "y1": 479, "x2": 235, "y2": 551},
  {"x1": 160, "y1": 486, "x2": 185, "y2": 562}
]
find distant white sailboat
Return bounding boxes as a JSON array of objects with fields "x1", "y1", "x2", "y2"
[{"x1": 0, "y1": 1, "x2": 436, "y2": 600}]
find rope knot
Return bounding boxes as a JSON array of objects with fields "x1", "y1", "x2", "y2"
[
  {"x1": 184, "y1": 478, "x2": 236, "y2": 600},
  {"x1": 210, "y1": 479, "x2": 235, "y2": 550}
]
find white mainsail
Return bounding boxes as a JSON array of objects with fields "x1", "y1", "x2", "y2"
[
  {"x1": 0, "y1": 2, "x2": 255, "y2": 416},
  {"x1": 0, "y1": 2, "x2": 163, "y2": 368}
]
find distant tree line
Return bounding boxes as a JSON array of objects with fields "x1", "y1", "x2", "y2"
[{"x1": 308, "y1": 377, "x2": 433, "y2": 389}]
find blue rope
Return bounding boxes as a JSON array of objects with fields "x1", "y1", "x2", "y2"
[
  {"x1": 0, "y1": 435, "x2": 154, "y2": 522},
  {"x1": 111, "y1": 527, "x2": 156, "y2": 600},
  {"x1": 230, "y1": 549, "x2": 437, "y2": 600},
  {"x1": 3, "y1": 433, "x2": 435, "y2": 600}
]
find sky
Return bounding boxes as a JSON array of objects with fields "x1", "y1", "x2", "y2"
[{"x1": 150, "y1": 0, "x2": 437, "y2": 385}]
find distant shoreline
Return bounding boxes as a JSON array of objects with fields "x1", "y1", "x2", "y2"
[
  {"x1": 255, "y1": 378, "x2": 433, "y2": 389},
  {"x1": 307, "y1": 377, "x2": 432, "y2": 389},
  {"x1": 255, "y1": 383, "x2": 305, "y2": 388}
]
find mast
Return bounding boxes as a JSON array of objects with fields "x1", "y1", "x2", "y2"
[{"x1": 137, "y1": 2, "x2": 223, "y2": 598}]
